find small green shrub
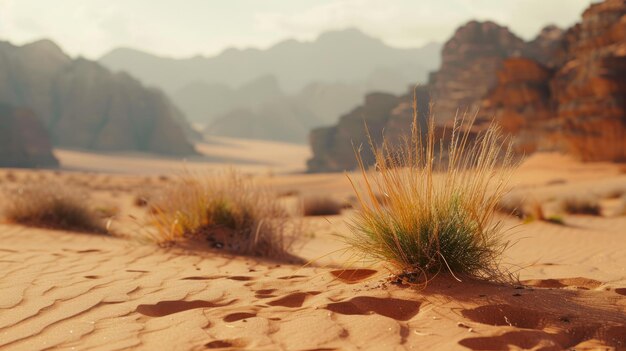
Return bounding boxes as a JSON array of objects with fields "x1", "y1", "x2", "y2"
[
  {"x1": 346, "y1": 110, "x2": 516, "y2": 282},
  {"x1": 546, "y1": 215, "x2": 565, "y2": 225}
]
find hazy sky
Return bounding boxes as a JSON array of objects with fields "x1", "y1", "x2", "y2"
[{"x1": 0, "y1": 0, "x2": 593, "y2": 59}]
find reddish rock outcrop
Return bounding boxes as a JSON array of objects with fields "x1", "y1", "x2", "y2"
[
  {"x1": 307, "y1": 92, "x2": 403, "y2": 172},
  {"x1": 482, "y1": 58, "x2": 555, "y2": 154},
  {"x1": 0, "y1": 104, "x2": 59, "y2": 168},
  {"x1": 308, "y1": 0, "x2": 625, "y2": 172},
  {"x1": 430, "y1": 21, "x2": 528, "y2": 123},
  {"x1": 552, "y1": 0, "x2": 626, "y2": 162}
]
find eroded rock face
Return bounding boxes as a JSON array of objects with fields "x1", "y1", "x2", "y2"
[
  {"x1": 0, "y1": 40, "x2": 196, "y2": 156},
  {"x1": 308, "y1": 0, "x2": 625, "y2": 172},
  {"x1": 307, "y1": 92, "x2": 404, "y2": 172},
  {"x1": 482, "y1": 58, "x2": 555, "y2": 154},
  {"x1": 307, "y1": 89, "x2": 431, "y2": 173},
  {"x1": 430, "y1": 21, "x2": 528, "y2": 123},
  {"x1": 552, "y1": 0, "x2": 626, "y2": 162},
  {"x1": 0, "y1": 104, "x2": 58, "y2": 168}
]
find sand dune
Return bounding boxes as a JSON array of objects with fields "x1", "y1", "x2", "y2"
[{"x1": 1, "y1": 153, "x2": 625, "y2": 350}]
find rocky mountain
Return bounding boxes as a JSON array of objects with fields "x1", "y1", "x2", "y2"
[
  {"x1": 308, "y1": 0, "x2": 626, "y2": 172},
  {"x1": 552, "y1": 0, "x2": 626, "y2": 161},
  {"x1": 100, "y1": 29, "x2": 441, "y2": 142},
  {"x1": 483, "y1": 0, "x2": 626, "y2": 161},
  {"x1": 100, "y1": 28, "x2": 441, "y2": 94},
  {"x1": 0, "y1": 39, "x2": 197, "y2": 156},
  {"x1": 207, "y1": 100, "x2": 319, "y2": 143},
  {"x1": 0, "y1": 104, "x2": 58, "y2": 168},
  {"x1": 200, "y1": 78, "x2": 368, "y2": 143},
  {"x1": 175, "y1": 74, "x2": 366, "y2": 130},
  {"x1": 429, "y1": 21, "x2": 528, "y2": 122},
  {"x1": 307, "y1": 90, "x2": 427, "y2": 172},
  {"x1": 482, "y1": 57, "x2": 555, "y2": 154}
]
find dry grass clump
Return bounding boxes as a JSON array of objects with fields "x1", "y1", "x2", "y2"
[
  {"x1": 149, "y1": 171, "x2": 299, "y2": 258},
  {"x1": 346, "y1": 109, "x2": 516, "y2": 283},
  {"x1": 561, "y1": 196, "x2": 601, "y2": 216},
  {"x1": 301, "y1": 196, "x2": 343, "y2": 216},
  {"x1": 2, "y1": 184, "x2": 107, "y2": 234}
]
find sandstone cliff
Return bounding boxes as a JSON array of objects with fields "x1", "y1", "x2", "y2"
[
  {"x1": 553, "y1": 0, "x2": 626, "y2": 162},
  {"x1": 429, "y1": 21, "x2": 527, "y2": 123},
  {"x1": 0, "y1": 104, "x2": 58, "y2": 168},
  {"x1": 483, "y1": 0, "x2": 626, "y2": 161},
  {"x1": 307, "y1": 90, "x2": 430, "y2": 173},
  {"x1": 482, "y1": 58, "x2": 555, "y2": 154},
  {"x1": 0, "y1": 40, "x2": 196, "y2": 156},
  {"x1": 308, "y1": 0, "x2": 626, "y2": 172}
]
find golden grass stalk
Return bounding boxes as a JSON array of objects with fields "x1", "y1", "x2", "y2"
[
  {"x1": 2, "y1": 183, "x2": 107, "y2": 234},
  {"x1": 346, "y1": 104, "x2": 516, "y2": 282},
  {"x1": 148, "y1": 170, "x2": 299, "y2": 258}
]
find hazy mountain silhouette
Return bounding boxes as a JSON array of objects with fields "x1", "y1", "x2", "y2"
[
  {"x1": 0, "y1": 39, "x2": 196, "y2": 155},
  {"x1": 100, "y1": 28, "x2": 441, "y2": 94},
  {"x1": 100, "y1": 28, "x2": 440, "y2": 142},
  {"x1": 179, "y1": 76, "x2": 365, "y2": 142}
]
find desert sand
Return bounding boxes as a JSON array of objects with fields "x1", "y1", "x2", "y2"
[{"x1": 1, "y1": 144, "x2": 625, "y2": 351}]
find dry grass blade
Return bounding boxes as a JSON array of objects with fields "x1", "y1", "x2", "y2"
[
  {"x1": 2, "y1": 183, "x2": 107, "y2": 234},
  {"x1": 346, "y1": 102, "x2": 517, "y2": 283},
  {"x1": 148, "y1": 170, "x2": 300, "y2": 259}
]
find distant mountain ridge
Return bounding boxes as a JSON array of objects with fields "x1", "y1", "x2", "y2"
[
  {"x1": 99, "y1": 28, "x2": 441, "y2": 143},
  {"x1": 0, "y1": 39, "x2": 197, "y2": 156},
  {"x1": 100, "y1": 28, "x2": 441, "y2": 94}
]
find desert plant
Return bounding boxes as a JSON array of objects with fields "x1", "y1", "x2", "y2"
[
  {"x1": 2, "y1": 184, "x2": 107, "y2": 234},
  {"x1": 523, "y1": 199, "x2": 546, "y2": 223},
  {"x1": 496, "y1": 194, "x2": 525, "y2": 219},
  {"x1": 546, "y1": 215, "x2": 565, "y2": 225},
  {"x1": 346, "y1": 108, "x2": 516, "y2": 283},
  {"x1": 148, "y1": 171, "x2": 299, "y2": 258},
  {"x1": 561, "y1": 196, "x2": 601, "y2": 216},
  {"x1": 301, "y1": 196, "x2": 343, "y2": 216}
]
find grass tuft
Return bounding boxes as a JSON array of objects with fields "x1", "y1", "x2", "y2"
[
  {"x1": 346, "y1": 105, "x2": 516, "y2": 283},
  {"x1": 148, "y1": 171, "x2": 299, "y2": 258},
  {"x1": 561, "y1": 196, "x2": 601, "y2": 216},
  {"x1": 2, "y1": 184, "x2": 107, "y2": 234},
  {"x1": 301, "y1": 196, "x2": 343, "y2": 216}
]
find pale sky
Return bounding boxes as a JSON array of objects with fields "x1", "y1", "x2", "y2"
[{"x1": 0, "y1": 0, "x2": 593, "y2": 59}]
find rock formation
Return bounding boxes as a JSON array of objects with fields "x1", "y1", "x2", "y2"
[
  {"x1": 0, "y1": 40, "x2": 196, "y2": 156},
  {"x1": 0, "y1": 104, "x2": 59, "y2": 168},
  {"x1": 482, "y1": 58, "x2": 555, "y2": 154},
  {"x1": 308, "y1": 0, "x2": 626, "y2": 172},
  {"x1": 552, "y1": 0, "x2": 626, "y2": 162},
  {"x1": 307, "y1": 90, "x2": 429, "y2": 173},
  {"x1": 429, "y1": 21, "x2": 527, "y2": 123},
  {"x1": 484, "y1": 0, "x2": 626, "y2": 161}
]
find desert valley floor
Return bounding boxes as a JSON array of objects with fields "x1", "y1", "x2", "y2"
[{"x1": 1, "y1": 138, "x2": 625, "y2": 350}]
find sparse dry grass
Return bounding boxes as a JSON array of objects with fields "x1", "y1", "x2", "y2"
[
  {"x1": 561, "y1": 196, "x2": 601, "y2": 216},
  {"x1": 496, "y1": 194, "x2": 525, "y2": 219},
  {"x1": 148, "y1": 171, "x2": 299, "y2": 258},
  {"x1": 2, "y1": 184, "x2": 107, "y2": 234},
  {"x1": 301, "y1": 196, "x2": 343, "y2": 216},
  {"x1": 346, "y1": 107, "x2": 516, "y2": 283}
]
